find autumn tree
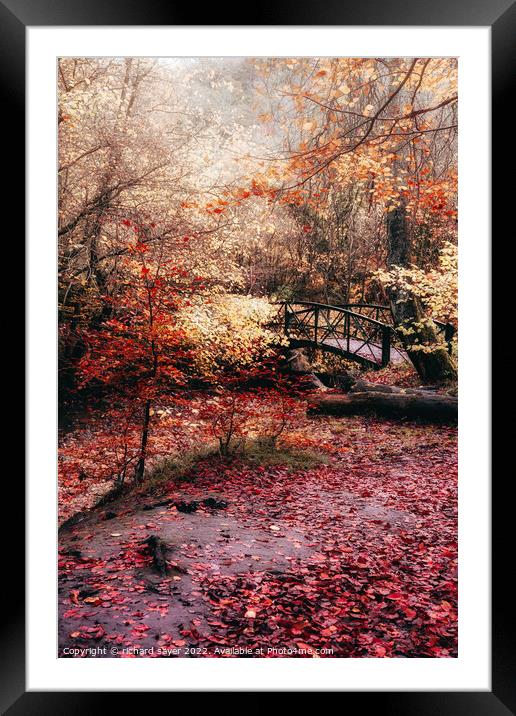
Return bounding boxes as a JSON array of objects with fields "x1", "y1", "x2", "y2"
[
  {"x1": 75, "y1": 227, "x2": 199, "y2": 483},
  {"x1": 58, "y1": 57, "x2": 276, "y2": 397},
  {"x1": 253, "y1": 57, "x2": 458, "y2": 381}
]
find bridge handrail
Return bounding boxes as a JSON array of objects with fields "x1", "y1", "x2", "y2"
[
  {"x1": 335, "y1": 302, "x2": 391, "y2": 311},
  {"x1": 281, "y1": 301, "x2": 392, "y2": 330},
  {"x1": 275, "y1": 300, "x2": 455, "y2": 363},
  {"x1": 279, "y1": 300, "x2": 453, "y2": 333},
  {"x1": 434, "y1": 318, "x2": 448, "y2": 330}
]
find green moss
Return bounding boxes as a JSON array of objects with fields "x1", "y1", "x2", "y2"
[
  {"x1": 144, "y1": 445, "x2": 219, "y2": 488},
  {"x1": 144, "y1": 438, "x2": 328, "y2": 490},
  {"x1": 242, "y1": 438, "x2": 329, "y2": 471}
]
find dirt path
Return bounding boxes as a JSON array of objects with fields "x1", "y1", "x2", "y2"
[{"x1": 59, "y1": 416, "x2": 457, "y2": 658}]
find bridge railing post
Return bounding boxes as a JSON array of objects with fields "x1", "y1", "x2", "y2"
[
  {"x1": 314, "y1": 305, "x2": 319, "y2": 345},
  {"x1": 381, "y1": 326, "x2": 391, "y2": 367},
  {"x1": 444, "y1": 323, "x2": 455, "y2": 355},
  {"x1": 284, "y1": 303, "x2": 290, "y2": 336}
]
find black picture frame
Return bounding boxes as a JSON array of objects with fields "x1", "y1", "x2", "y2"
[{"x1": 4, "y1": 0, "x2": 513, "y2": 710}]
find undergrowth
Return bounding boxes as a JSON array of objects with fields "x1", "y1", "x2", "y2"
[{"x1": 146, "y1": 438, "x2": 328, "y2": 490}]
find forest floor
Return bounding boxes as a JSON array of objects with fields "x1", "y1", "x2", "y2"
[{"x1": 58, "y1": 412, "x2": 457, "y2": 659}]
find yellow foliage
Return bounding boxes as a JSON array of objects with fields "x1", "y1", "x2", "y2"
[
  {"x1": 177, "y1": 294, "x2": 282, "y2": 378},
  {"x1": 375, "y1": 242, "x2": 457, "y2": 355},
  {"x1": 376, "y1": 242, "x2": 457, "y2": 325}
]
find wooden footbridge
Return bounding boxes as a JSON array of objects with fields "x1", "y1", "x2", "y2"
[{"x1": 277, "y1": 301, "x2": 454, "y2": 370}]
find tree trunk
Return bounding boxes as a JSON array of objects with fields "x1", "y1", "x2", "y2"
[
  {"x1": 134, "y1": 399, "x2": 151, "y2": 483},
  {"x1": 386, "y1": 204, "x2": 457, "y2": 383},
  {"x1": 309, "y1": 391, "x2": 457, "y2": 423}
]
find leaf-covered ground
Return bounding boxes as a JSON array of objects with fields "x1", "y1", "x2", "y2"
[{"x1": 58, "y1": 415, "x2": 457, "y2": 658}]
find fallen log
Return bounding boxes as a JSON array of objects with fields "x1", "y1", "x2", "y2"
[
  {"x1": 308, "y1": 391, "x2": 457, "y2": 423},
  {"x1": 349, "y1": 380, "x2": 443, "y2": 397}
]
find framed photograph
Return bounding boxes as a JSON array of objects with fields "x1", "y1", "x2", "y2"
[{"x1": 5, "y1": 0, "x2": 512, "y2": 708}]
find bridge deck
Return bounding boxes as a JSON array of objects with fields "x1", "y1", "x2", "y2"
[{"x1": 321, "y1": 337, "x2": 407, "y2": 365}]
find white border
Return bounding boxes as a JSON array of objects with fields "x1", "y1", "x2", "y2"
[{"x1": 27, "y1": 26, "x2": 490, "y2": 691}]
